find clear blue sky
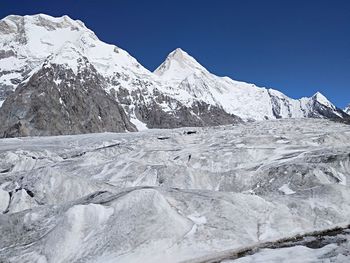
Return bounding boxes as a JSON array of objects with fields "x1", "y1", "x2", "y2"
[{"x1": 1, "y1": 0, "x2": 349, "y2": 108}]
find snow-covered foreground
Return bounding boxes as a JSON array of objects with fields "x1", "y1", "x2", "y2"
[{"x1": 1, "y1": 119, "x2": 350, "y2": 262}]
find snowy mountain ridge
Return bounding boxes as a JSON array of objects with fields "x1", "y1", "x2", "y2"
[
  {"x1": 345, "y1": 104, "x2": 350, "y2": 114},
  {"x1": 0, "y1": 14, "x2": 348, "y2": 136}
]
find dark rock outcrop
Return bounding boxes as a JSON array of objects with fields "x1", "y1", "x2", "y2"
[
  {"x1": 0, "y1": 58, "x2": 136, "y2": 137},
  {"x1": 116, "y1": 86, "x2": 242, "y2": 129}
]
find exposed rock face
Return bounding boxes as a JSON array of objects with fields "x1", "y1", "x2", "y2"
[
  {"x1": 300, "y1": 94, "x2": 350, "y2": 125},
  {"x1": 116, "y1": 87, "x2": 241, "y2": 129},
  {"x1": 0, "y1": 84, "x2": 13, "y2": 102},
  {"x1": 308, "y1": 99, "x2": 348, "y2": 119},
  {"x1": 0, "y1": 59, "x2": 136, "y2": 137},
  {"x1": 136, "y1": 100, "x2": 241, "y2": 129}
]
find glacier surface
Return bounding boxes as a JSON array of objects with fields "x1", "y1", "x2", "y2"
[{"x1": 1, "y1": 118, "x2": 350, "y2": 262}]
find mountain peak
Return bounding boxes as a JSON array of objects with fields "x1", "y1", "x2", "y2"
[
  {"x1": 154, "y1": 48, "x2": 209, "y2": 82},
  {"x1": 2, "y1": 14, "x2": 86, "y2": 29},
  {"x1": 311, "y1": 92, "x2": 335, "y2": 108},
  {"x1": 1, "y1": 14, "x2": 87, "y2": 34},
  {"x1": 167, "y1": 48, "x2": 190, "y2": 60}
]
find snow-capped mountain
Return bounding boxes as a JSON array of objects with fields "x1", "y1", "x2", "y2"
[
  {"x1": 155, "y1": 48, "x2": 347, "y2": 121},
  {"x1": 0, "y1": 14, "x2": 348, "y2": 137}
]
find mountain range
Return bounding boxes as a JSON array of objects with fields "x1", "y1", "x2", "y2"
[{"x1": 0, "y1": 14, "x2": 348, "y2": 137}]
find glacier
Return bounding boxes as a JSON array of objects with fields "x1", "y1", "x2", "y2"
[{"x1": 1, "y1": 118, "x2": 350, "y2": 262}]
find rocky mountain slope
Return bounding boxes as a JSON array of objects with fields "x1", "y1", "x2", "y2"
[
  {"x1": 0, "y1": 14, "x2": 348, "y2": 137},
  {"x1": 1, "y1": 119, "x2": 350, "y2": 262},
  {"x1": 0, "y1": 55, "x2": 136, "y2": 137}
]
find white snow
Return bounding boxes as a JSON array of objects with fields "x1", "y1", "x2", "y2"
[
  {"x1": 278, "y1": 184, "x2": 296, "y2": 195},
  {"x1": 154, "y1": 48, "x2": 210, "y2": 83},
  {"x1": 54, "y1": 79, "x2": 62, "y2": 86},
  {"x1": 312, "y1": 91, "x2": 335, "y2": 108},
  {"x1": 9, "y1": 189, "x2": 38, "y2": 213},
  {"x1": 130, "y1": 116, "x2": 148, "y2": 131},
  {"x1": 188, "y1": 212, "x2": 207, "y2": 225},
  {"x1": 1, "y1": 119, "x2": 350, "y2": 262},
  {"x1": 186, "y1": 212, "x2": 207, "y2": 236},
  {"x1": 0, "y1": 187, "x2": 9, "y2": 212}
]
